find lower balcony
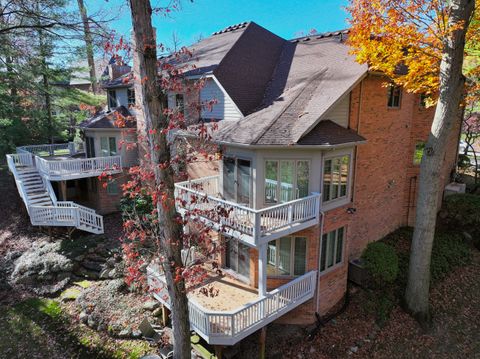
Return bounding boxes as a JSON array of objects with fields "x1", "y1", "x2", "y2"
[
  {"x1": 17, "y1": 143, "x2": 122, "y2": 181},
  {"x1": 147, "y1": 263, "x2": 317, "y2": 346},
  {"x1": 175, "y1": 176, "x2": 321, "y2": 247}
]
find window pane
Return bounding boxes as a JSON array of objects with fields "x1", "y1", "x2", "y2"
[
  {"x1": 331, "y1": 158, "x2": 341, "y2": 200},
  {"x1": 100, "y1": 137, "x2": 109, "y2": 156},
  {"x1": 267, "y1": 241, "x2": 277, "y2": 276},
  {"x1": 278, "y1": 237, "x2": 291, "y2": 275},
  {"x1": 340, "y1": 156, "x2": 349, "y2": 197},
  {"x1": 294, "y1": 237, "x2": 307, "y2": 275},
  {"x1": 109, "y1": 137, "x2": 117, "y2": 156},
  {"x1": 237, "y1": 159, "x2": 251, "y2": 205},
  {"x1": 336, "y1": 228, "x2": 344, "y2": 264},
  {"x1": 327, "y1": 231, "x2": 335, "y2": 268},
  {"x1": 226, "y1": 240, "x2": 237, "y2": 271},
  {"x1": 296, "y1": 161, "x2": 309, "y2": 198},
  {"x1": 238, "y1": 243, "x2": 250, "y2": 278},
  {"x1": 280, "y1": 161, "x2": 294, "y2": 202},
  {"x1": 265, "y1": 160, "x2": 278, "y2": 203},
  {"x1": 223, "y1": 158, "x2": 236, "y2": 201},
  {"x1": 320, "y1": 234, "x2": 327, "y2": 271},
  {"x1": 323, "y1": 160, "x2": 332, "y2": 202}
]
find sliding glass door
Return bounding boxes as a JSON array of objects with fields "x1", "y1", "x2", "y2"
[
  {"x1": 225, "y1": 238, "x2": 250, "y2": 279},
  {"x1": 222, "y1": 157, "x2": 251, "y2": 206}
]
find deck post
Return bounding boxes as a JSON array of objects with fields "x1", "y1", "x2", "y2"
[
  {"x1": 259, "y1": 326, "x2": 267, "y2": 359},
  {"x1": 59, "y1": 180, "x2": 67, "y2": 201},
  {"x1": 258, "y1": 243, "x2": 267, "y2": 297},
  {"x1": 214, "y1": 345, "x2": 223, "y2": 359}
]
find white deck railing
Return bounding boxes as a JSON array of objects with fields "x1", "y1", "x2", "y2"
[
  {"x1": 147, "y1": 266, "x2": 317, "y2": 346},
  {"x1": 17, "y1": 142, "x2": 75, "y2": 156},
  {"x1": 36, "y1": 155, "x2": 122, "y2": 180},
  {"x1": 175, "y1": 176, "x2": 321, "y2": 246}
]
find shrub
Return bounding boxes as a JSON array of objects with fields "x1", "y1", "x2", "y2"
[
  {"x1": 431, "y1": 232, "x2": 471, "y2": 282},
  {"x1": 362, "y1": 242, "x2": 399, "y2": 285}
]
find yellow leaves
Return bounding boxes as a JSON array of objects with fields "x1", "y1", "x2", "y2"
[{"x1": 347, "y1": 0, "x2": 479, "y2": 102}]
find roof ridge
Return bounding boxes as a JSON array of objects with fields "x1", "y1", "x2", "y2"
[
  {"x1": 212, "y1": 21, "x2": 250, "y2": 36},
  {"x1": 290, "y1": 29, "x2": 349, "y2": 43}
]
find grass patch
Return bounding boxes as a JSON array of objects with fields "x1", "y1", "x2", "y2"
[
  {"x1": 74, "y1": 280, "x2": 93, "y2": 289},
  {"x1": 0, "y1": 298, "x2": 152, "y2": 359},
  {"x1": 60, "y1": 287, "x2": 82, "y2": 301}
]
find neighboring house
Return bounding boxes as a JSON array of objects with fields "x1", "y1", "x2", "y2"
[
  {"x1": 5, "y1": 63, "x2": 137, "y2": 234},
  {"x1": 140, "y1": 22, "x2": 460, "y2": 349}
]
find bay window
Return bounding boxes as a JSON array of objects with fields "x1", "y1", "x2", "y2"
[
  {"x1": 264, "y1": 159, "x2": 309, "y2": 204},
  {"x1": 320, "y1": 227, "x2": 345, "y2": 272},
  {"x1": 267, "y1": 236, "x2": 307, "y2": 276},
  {"x1": 323, "y1": 154, "x2": 350, "y2": 203}
]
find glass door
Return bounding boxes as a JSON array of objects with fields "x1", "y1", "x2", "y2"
[
  {"x1": 225, "y1": 238, "x2": 250, "y2": 279},
  {"x1": 222, "y1": 157, "x2": 251, "y2": 206}
]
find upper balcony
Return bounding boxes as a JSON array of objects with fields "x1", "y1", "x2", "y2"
[
  {"x1": 175, "y1": 175, "x2": 321, "y2": 248},
  {"x1": 17, "y1": 143, "x2": 122, "y2": 181}
]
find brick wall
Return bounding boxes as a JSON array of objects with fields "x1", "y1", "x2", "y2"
[{"x1": 87, "y1": 171, "x2": 129, "y2": 215}]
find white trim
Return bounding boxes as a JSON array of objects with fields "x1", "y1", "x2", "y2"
[
  {"x1": 321, "y1": 147, "x2": 354, "y2": 212},
  {"x1": 319, "y1": 226, "x2": 346, "y2": 275}
]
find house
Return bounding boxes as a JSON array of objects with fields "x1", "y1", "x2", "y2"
[
  {"x1": 139, "y1": 22, "x2": 460, "y2": 349},
  {"x1": 6, "y1": 21, "x2": 460, "y2": 351},
  {"x1": 5, "y1": 62, "x2": 137, "y2": 233}
]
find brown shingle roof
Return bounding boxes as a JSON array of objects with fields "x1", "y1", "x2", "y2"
[
  {"x1": 79, "y1": 106, "x2": 136, "y2": 129},
  {"x1": 297, "y1": 120, "x2": 366, "y2": 146}
]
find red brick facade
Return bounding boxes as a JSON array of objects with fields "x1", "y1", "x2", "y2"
[{"x1": 237, "y1": 74, "x2": 460, "y2": 325}]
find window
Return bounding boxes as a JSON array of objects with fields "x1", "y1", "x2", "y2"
[
  {"x1": 323, "y1": 155, "x2": 350, "y2": 203},
  {"x1": 106, "y1": 182, "x2": 119, "y2": 195},
  {"x1": 413, "y1": 141, "x2": 425, "y2": 165},
  {"x1": 320, "y1": 227, "x2": 345, "y2": 272},
  {"x1": 264, "y1": 160, "x2": 310, "y2": 204},
  {"x1": 85, "y1": 137, "x2": 95, "y2": 158},
  {"x1": 108, "y1": 90, "x2": 117, "y2": 110},
  {"x1": 175, "y1": 94, "x2": 184, "y2": 113},
  {"x1": 267, "y1": 237, "x2": 307, "y2": 276},
  {"x1": 127, "y1": 88, "x2": 135, "y2": 106},
  {"x1": 419, "y1": 94, "x2": 428, "y2": 108},
  {"x1": 387, "y1": 85, "x2": 401, "y2": 108},
  {"x1": 100, "y1": 136, "x2": 117, "y2": 156},
  {"x1": 223, "y1": 157, "x2": 251, "y2": 205}
]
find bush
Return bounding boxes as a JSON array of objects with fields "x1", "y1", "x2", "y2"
[
  {"x1": 362, "y1": 242, "x2": 399, "y2": 285},
  {"x1": 431, "y1": 232, "x2": 471, "y2": 282},
  {"x1": 442, "y1": 193, "x2": 480, "y2": 229}
]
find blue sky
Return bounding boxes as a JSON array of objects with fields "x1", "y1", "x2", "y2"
[{"x1": 88, "y1": 0, "x2": 349, "y2": 48}]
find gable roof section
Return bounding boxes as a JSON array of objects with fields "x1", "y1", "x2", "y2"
[
  {"x1": 78, "y1": 106, "x2": 135, "y2": 129},
  {"x1": 209, "y1": 35, "x2": 368, "y2": 145}
]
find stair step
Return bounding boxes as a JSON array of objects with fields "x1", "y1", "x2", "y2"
[
  {"x1": 29, "y1": 193, "x2": 50, "y2": 199},
  {"x1": 30, "y1": 198, "x2": 52, "y2": 204},
  {"x1": 26, "y1": 185, "x2": 45, "y2": 191}
]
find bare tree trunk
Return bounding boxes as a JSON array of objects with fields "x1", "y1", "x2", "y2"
[
  {"x1": 129, "y1": 1, "x2": 191, "y2": 358},
  {"x1": 77, "y1": 0, "x2": 97, "y2": 94},
  {"x1": 405, "y1": 0, "x2": 475, "y2": 322},
  {"x1": 38, "y1": 29, "x2": 54, "y2": 144}
]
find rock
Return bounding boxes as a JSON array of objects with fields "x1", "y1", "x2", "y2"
[
  {"x1": 140, "y1": 356, "x2": 161, "y2": 359},
  {"x1": 309, "y1": 347, "x2": 316, "y2": 354},
  {"x1": 82, "y1": 260, "x2": 103, "y2": 272},
  {"x1": 75, "y1": 267, "x2": 99, "y2": 279},
  {"x1": 132, "y1": 329, "x2": 142, "y2": 338},
  {"x1": 60, "y1": 287, "x2": 82, "y2": 301},
  {"x1": 143, "y1": 300, "x2": 160, "y2": 311},
  {"x1": 463, "y1": 231, "x2": 473, "y2": 242},
  {"x1": 118, "y1": 327, "x2": 132, "y2": 338},
  {"x1": 74, "y1": 255, "x2": 85, "y2": 262},
  {"x1": 106, "y1": 279, "x2": 126, "y2": 294},
  {"x1": 79, "y1": 311, "x2": 88, "y2": 324},
  {"x1": 98, "y1": 323, "x2": 107, "y2": 332},
  {"x1": 87, "y1": 315, "x2": 97, "y2": 328},
  {"x1": 106, "y1": 257, "x2": 116, "y2": 267},
  {"x1": 11, "y1": 241, "x2": 73, "y2": 293},
  {"x1": 350, "y1": 346, "x2": 358, "y2": 353},
  {"x1": 99, "y1": 268, "x2": 111, "y2": 279}
]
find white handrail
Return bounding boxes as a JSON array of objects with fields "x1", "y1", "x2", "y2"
[
  {"x1": 17, "y1": 142, "x2": 75, "y2": 157},
  {"x1": 148, "y1": 267, "x2": 317, "y2": 344},
  {"x1": 175, "y1": 176, "x2": 321, "y2": 243}
]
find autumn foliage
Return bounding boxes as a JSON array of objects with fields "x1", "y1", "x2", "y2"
[{"x1": 347, "y1": 0, "x2": 480, "y2": 102}]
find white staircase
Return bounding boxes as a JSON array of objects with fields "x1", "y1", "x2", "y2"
[{"x1": 6, "y1": 153, "x2": 104, "y2": 234}]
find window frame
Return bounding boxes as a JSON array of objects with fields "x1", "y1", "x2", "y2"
[
  {"x1": 320, "y1": 227, "x2": 346, "y2": 274},
  {"x1": 221, "y1": 155, "x2": 253, "y2": 207},
  {"x1": 387, "y1": 84, "x2": 402, "y2": 108},
  {"x1": 100, "y1": 136, "x2": 117, "y2": 157},
  {"x1": 321, "y1": 149, "x2": 353, "y2": 210},
  {"x1": 263, "y1": 158, "x2": 311, "y2": 206},
  {"x1": 267, "y1": 236, "x2": 308, "y2": 278},
  {"x1": 108, "y1": 90, "x2": 117, "y2": 110},
  {"x1": 127, "y1": 88, "x2": 135, "y2": 106}
]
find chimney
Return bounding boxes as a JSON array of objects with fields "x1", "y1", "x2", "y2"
[{"x1": 108, "y1": 64, "x2": 131, "y2": 80}]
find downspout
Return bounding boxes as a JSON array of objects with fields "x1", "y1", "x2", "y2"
[
  {"x1": 315, "y1": 210, "x2": 326, "y2": 314},
  {"x1": 352, "y1": 78, "x2": 364, "y2": 203}
]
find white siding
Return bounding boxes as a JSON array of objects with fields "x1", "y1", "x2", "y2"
[
  {"x1": 322, "y1": 93, "x2": 350, "y2": 128},
  {"x1": 200, "y1": 78, "x2": 242, "y2": 121}
]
